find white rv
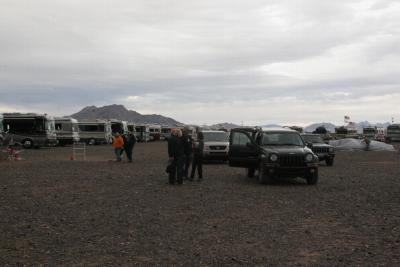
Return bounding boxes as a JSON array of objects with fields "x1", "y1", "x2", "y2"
[
  {"x1": 109, "y1": 119, "x2": 129, "y2": 135},
  {"x1": 55, "y1": 117, "x2": 80, "y2": 145},
  {"x1": 135, "y1": 124, "x2": 150, "y2": 142},
  {"x1": 78, "y1": 120, "x2": 112, "y2": 145},
  {"x1": 2, "y1": 113, "x2": 57, "y2": 148},
  {"x1": 0, "y1": 114, "x2": 4, "y2": 146},
  {"x1": 148, "y1": 124, "x2": 162, "y2": 141}
]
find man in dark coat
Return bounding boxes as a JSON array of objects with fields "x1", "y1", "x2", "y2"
[
  {"x1": 124, "y1": 133, "x2": 137, "y2": 162},
  {"x1": 181, "y1": 128, "x2": 194, "y2": 180},
  {"x1": 190, "y1": 131, "x2": 204, "y2": 181},
  {"x1": 167, "y1": 129, "x2": 185, "y2": 185}
]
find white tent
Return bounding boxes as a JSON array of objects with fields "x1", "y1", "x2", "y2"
[{"x1": 329, "y1": 138, "x2": 396, "y2": 151}]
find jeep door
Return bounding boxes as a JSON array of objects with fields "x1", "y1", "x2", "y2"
[{"x1": 228, "y1": 130, "x2": 259, "y2": 168}]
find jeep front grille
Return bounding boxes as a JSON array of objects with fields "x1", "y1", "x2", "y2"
[
  {"x1": 279, "y1": 154, "x2": 305, "y2": 167},
  {"x1": 312, "y1": 147, "x2": 329, "y2": 154}
]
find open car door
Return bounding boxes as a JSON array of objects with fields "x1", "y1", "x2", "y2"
[{"x1": 228, "y1": 129, "x2": 259, "y2": 169}]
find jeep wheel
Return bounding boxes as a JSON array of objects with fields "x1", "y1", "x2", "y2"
[
  {"x1": 326, "y1": 158, "x2": 334, "y2": 166},
  {"x1": 22, "y1": 139, "x2": 33, "y2": 149},
  {"x1": 258, "y1": 164, "x2": 272, "y2": 184},
  {"x1": 246, "y1": 168, "x2": 255, "y2": 178},
  {"x1": 306, "y1": 170, "x2": 319, "y2": 185}
]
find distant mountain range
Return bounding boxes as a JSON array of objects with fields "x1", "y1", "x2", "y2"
[
  {"x1": 70, "y1": 104, "x2": 182, "y2": 126},
  {"x1": 304, "y1": 121, "x2": 391, "y2": 133}
]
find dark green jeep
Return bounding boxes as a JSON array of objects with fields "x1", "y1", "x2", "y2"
[
  {"x1": 228, "y1": 127, "x2": 319, "y2": 185},
  {"x1": 301, "y1": 133, "x2": 335, "y2": 166}
]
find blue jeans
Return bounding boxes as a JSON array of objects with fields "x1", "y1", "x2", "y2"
[{"x1": 114, "y1": 148, "x2": 123, "y2": 161}]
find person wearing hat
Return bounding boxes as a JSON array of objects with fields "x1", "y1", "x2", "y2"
[{"x1": 112, "y1": 132, "x2": 124, "y2": 162}]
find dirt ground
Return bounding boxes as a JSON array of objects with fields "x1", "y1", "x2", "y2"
[{"x1": 1, "y1": 142, "x2": 399, "y2": 266}]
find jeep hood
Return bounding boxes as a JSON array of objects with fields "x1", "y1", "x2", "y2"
[{"x1": 260, "y1": 146, "x2": 312, "y2": 154}]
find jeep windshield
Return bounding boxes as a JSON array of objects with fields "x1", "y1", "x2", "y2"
[
  {"x1": 302, "y1": 135, "x2": 324, "y2": 144},
  {"x1": 203, "y1": 132, "x2": 229, "y2": 142},
  {"x1": 262, "y1": 132, "x2": 304, "y2": 146}
]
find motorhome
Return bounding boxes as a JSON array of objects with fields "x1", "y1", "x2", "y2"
[
  {"x1": 148, "y1": 124, "x2": 162, "y2": 141},
  {"x1": 109, "y1": 119, "x2": 129, "y2": 135},
  {"x1": 0, "y1": 114, "x2": 4, "y2": 146},
  {"x1": 2, "y1": 113, "x2": 57, "y2": 148},
  {"x1": 78, "y1": 120, "x2": 112, "y2": 145},
  {"x1": 386, "y1": 124, "x2": 400, "y2": 143},
  {"x1": 55, "y1": 117, "x2": 80, "y2": 145},
  {"x1": 135, "y1": 124, "x2": 150, "y2": 142},
  {"x1": 161, "y1": 126, "x2": 172, "y2": 140},
  {"x1": 363, "y1": 126, "x2": 377, "y2": 139},
  {"x1": 127, "y1": 122, "x2": 136, "y2": 134}
]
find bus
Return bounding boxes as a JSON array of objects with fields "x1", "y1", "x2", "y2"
[
  {"x1": 2, "y1": 113, "x2": 57, "y2": 148},
  {"x1": 78, "y1": 120, "x2": 112, "y2": 145},
  {"x1": 54, "y1": 117, "x2": 80, "y2": 145},
  {"x1": 386, "y1": 124, "x2": 400, "y2": 143}
]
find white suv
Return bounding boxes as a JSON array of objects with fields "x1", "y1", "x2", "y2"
[{"x1": 201, "y1": 130, "x2": 230, "y2": 160}]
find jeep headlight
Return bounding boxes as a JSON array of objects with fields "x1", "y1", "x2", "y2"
[
  {"x1": 329, "y1": 147, "x2": 334, "y2": 153},
  {"x1": 269, "y1": 153, "x2": 278, "y2": 162},
  {"x1": 305, "y1": 153, "x2": 314, "y2": 162}
]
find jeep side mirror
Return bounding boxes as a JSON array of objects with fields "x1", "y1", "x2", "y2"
[{"x1": 306, "y1": 142, "x2": 313, "y2": 148}]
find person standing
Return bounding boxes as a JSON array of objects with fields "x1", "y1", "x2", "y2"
[
  {"x1": 190, "y1": 132, "x2": 204, "y2": 181},
  {"x1": 112, "y1": 132, "x2": 124, "y2": 162},
  {"x1": 182, "y1": 128, "x2": 194, "y2": 180},
  {"x1": 167, "y1": 129, "x2": 185, "y2": 185},
  {"x1": 124, "y1": 132, "x2": 137, "y2": 162}
]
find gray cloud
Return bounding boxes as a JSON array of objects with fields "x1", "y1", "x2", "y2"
[{"x1": 0, "y1": 0, "x2": 399, "y2": 125}]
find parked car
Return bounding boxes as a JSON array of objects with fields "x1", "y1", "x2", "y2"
[
  {"x1": 228, "y1": 127, "x2": 319, "y2": 185},
  {"x1": 301, "y1": 133, "x2": 335, "y2": 166},
  {"x1": 201, "y1": 130, "x2": 230, "y2": 160}
]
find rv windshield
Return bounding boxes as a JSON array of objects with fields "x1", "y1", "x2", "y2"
[
  {"x1": 203, "y1": 132, "x2": 229, "y2": 142},
  {"x1": 302, "y1": 135, "x2": 324, "y2": 144},
  {"x1": 46, "y1": 120, "x2": 55, "y2": 132},
  {"x1": 262, "y1": 132, "x2": 304, "y2": 146}
]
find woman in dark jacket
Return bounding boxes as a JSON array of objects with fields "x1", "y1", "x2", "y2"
[{"x1": 190, "y1": 132, "x2": 204, "y2": 181}]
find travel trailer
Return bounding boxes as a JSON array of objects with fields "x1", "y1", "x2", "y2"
[
  {"x1": 78, "y1": 120, "x2": 112, "y2": 145},
  {"x1": 2, "y1": 113, "x2": 57, "y2": 148},
  {"x1": 127, "y1": 122, "x2": 136, "y2": 134},
  {"x1": 148, "y1": 124, "x2": 162, "y2": 141},
  {"x1": 135, "y1": 125, "x2": 150, "y2": 142},
  {"x1": 54, "y1": 117, "x2": 80, "y2": 145},
  {"x1": 386, "y1": 124, "x2": 400, "y2": 143}
]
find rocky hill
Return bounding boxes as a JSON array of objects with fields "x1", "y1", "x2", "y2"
[{"x1": 70, "y1": 104, "x2": 182, "y2": 126}]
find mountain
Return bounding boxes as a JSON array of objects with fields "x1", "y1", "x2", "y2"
[
  {"x1": 304, "y1": 122, "x2": 337, "y2": 133},
  {"x1": 70, "y1": 104, "x2": 182, "y2": 126}
]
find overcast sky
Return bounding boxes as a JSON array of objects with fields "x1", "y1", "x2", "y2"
[{"x1": 0, "y1": 0, "x2": 399, "y2": 125}]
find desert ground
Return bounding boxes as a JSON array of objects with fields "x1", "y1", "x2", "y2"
[{"x1": 1, "y1": 142, "x2": 399, "y2": 266}]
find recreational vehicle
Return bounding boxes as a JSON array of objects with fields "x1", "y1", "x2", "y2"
[
  {"x1": 148, "y1": 124, "x2": 162, "y2": 141},
  {"x1": 109, "y1": 120, "x2": 129, "y2": 135},
  {"x1": 2, "y1": 113, "x2": 57, "y2": 148},
  {"x1": 363, "y1": 126, "x2": 377, "y2": 139},
  {"x1": 127, "y1": 123, "x2": 136, "y2": 134},
  {"x1": 386, "y1": 124, "x2": 400, "y2": 143},
  {"x1": 161, "y1": 126, "x2": 172, "y2": 140},
  {"x1": 78, "y1": 120, "x2": 112, "y2": 145},
  {"x1": 135, "y1": 125, "x2": 150, "y2": 142},
  {"x1": 55, "y1": 117, "x2": 80, "y2": 145},
  {"x1": 0, "y1": 114, "x2": 4, "y2": 146}
]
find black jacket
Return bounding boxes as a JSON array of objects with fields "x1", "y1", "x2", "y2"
[
  {"x1": 168, "y1": 135, "x2": 184, "y2": 158},
  {"x1": 182, "y1": 134, "x2": 194, "y2": 155},
  {"x1": 194, "y1": 140, "x2": 204, "y2": 156}
]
